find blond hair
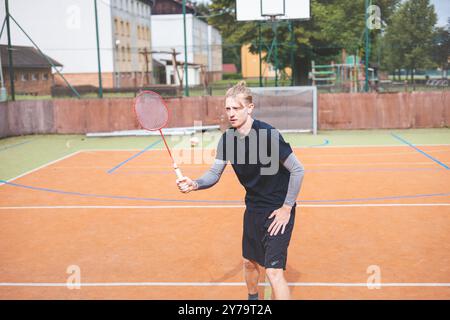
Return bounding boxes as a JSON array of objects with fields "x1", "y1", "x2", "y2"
[{"x1": 225, "y1": 80, "x2": 253, "y2": 105}]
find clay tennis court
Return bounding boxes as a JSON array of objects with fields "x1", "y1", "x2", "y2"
[{"x1": 1, "y1": 132, "x2": 449, "y2": 300}]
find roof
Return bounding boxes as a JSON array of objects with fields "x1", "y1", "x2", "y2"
[
  {"x1": 152, "y1": 58, "x2": 166, "y2": 68},
  {"x1": 0, "y1": 45, "x2": 63, "y2": 69},
  {"x1": 161, "y1": 59, "x2": 202, "y2": 67},
  {"x1": 151, "y1": 0, "x2": 196, "y2": 15},
  {"x1": 223, "y1": 64, "x2": 237, "y2": 73}
]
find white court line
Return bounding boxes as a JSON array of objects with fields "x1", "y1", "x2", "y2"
[
  {"x1": 48, "y1": 162, "x2": 448, "y2": 169},
  {"x1": 0, "y1": 204, "x2": 449, "y2": 210},
  {"x1": 77, "y1": 144, "x2": 450, "y2": 152},
  {"x1": 297, "y1": 144, "x2": 450, "y2": 149},
  {"x1": 0, "y1": 282, "x2": 449, "y2": 288},
  {"x1": 0, "y1": 151, "x2": 82, "y2": 187}
]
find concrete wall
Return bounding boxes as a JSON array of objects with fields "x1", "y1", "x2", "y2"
[
  {"x1": 1, "y1": 100, "x2": 55, "y2": 137},
  {"x1": 0, "y1": 91, "x2": 449, "y2": 138},
  {"x1": 319, "y1": 91, "x2": 450, "y2": 130}
]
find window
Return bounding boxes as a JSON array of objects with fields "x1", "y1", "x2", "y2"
[
  {"x1": 121, "y1": 46, "x2": 126, "y2": 61},
  {"x1": 126, "y1": 22, "x2": 130, "y2": 36},
  {"x1": 120, "y1": 20, "x2": 124, "y2": 35},
  {"x1": 127, "y1": 46, "x2": 131, "y2": 62},
  {"x1": 114, "y1": 18, "x2": 119, "y2": 35},
  {"x1": 116, "y1": 47, "x2": 121, "y2": 61},
  {"x1": 137, "y1": 26, "x2": 141, "y2": 40},
  {"x1": 21, "y1": 73, "x2": 29, "y2": 81},
  {"x1": 142, "y1": 26, "x2": 146, "y2": 40},
  {"x1": 42, "y1": 73, "x2": 49, "y2": 81},
  {"x1": 31, "y1": 73, "x2": 38, "y2": 81}
]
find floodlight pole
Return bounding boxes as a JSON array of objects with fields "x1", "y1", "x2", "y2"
[
  {"x1": 182, "y1": 0, "x2": 189, "y2": 96},
  {"x1": 272, "y1": 18, "x2": 279, "y2": 87},
  {"x1": 258, "y1": 22, "x2": 263, "y2": 87},
  {"x1": 94, "y1": 0, "x2": 103, "y2": 98},
  {"x1": 289, "y1": 21, "x2": 295, "y2": 86},
  {"x1": 5, "y1": 0, "x2": 15, "y2": 101},
  {"x1": 364, "y1": 0, "x2": 370, "y2": 92}
]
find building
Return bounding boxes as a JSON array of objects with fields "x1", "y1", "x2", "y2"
[
  {"x1": 0, "y1": 0, "x2": 154, "y2": 89},
  {"x1": 152, "y1": 0, "x2": 196, "y2": 15},
  {"x1": 111, "y1": 0, "x2": 155, "y2": 87},
  {"x1": 241, "y1": 44, "x2": 275, "y2": 79},
  {"x1": 150, "y1": 0, "x2": 222, "y2": 85},
  {"x1": 241, "y1": 44, "x2": 291, "y2": 80},
  {"x1": 222, "y1": 64, "x2": 238, "y2": 75},
  {"x1": 0, "y1": 45, "x2": 62, "y2": 96}
]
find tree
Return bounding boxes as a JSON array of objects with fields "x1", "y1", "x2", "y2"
[
  {"x1": 207, "y1": 0, "x2": 401, "y2": 84},
  {"x1": 432, "y1": 27, "x2": 450, "y2": 78},
  {"x1": 382, "y1": 0, "x2": 437, "y2": 85},
  {"x1": 192, "y1": 1, "x2": 211, "y2": 23}
]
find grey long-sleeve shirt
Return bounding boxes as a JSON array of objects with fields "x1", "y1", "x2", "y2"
[{"x1": 194, "y1": 153, "x2": 304, "y2": 207}]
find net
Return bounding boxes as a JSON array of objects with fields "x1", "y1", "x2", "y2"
[
  {"x1": 134, "y1": 91, "x2": 169, "y2": 131},
  {"x1": 250, "y1": 86, "x2": 318, "y2": 134}
]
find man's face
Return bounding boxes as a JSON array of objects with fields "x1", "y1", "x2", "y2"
[{"x1": 225, "y1": 96, "x2": 253, "y2": 128}]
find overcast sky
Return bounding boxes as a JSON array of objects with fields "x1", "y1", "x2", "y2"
[
  {"x1": 430, "y1": 0, "x2": 449, "y2": 26},
  {"x1": 198, "y1": 0, "x2": 449, "y2": 27}
]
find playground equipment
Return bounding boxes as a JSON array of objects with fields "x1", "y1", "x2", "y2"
[{"x1": 310, "y1": 55, "x2": 376, "y2": 93}]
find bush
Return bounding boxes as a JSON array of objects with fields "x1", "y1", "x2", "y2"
[{"x1": 223, "y1": 73, "x2": 243, "y2": 80}]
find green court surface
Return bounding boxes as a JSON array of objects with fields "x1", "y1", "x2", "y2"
[{"x1": 1, "y1": 128, "x2": 449, "y2": 181}]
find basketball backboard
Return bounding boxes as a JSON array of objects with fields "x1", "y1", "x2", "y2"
[{"x1": 236, "y1": 0, "x2": 310, "y2": 21}]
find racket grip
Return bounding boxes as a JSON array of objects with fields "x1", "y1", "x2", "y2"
[{"x1": 174, "y1": 163, "x2": 183, "y2": 180}]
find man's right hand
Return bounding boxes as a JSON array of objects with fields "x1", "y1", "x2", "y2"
[{"x1": 176, "y1": 176, "x2": 197, "y2": 193}]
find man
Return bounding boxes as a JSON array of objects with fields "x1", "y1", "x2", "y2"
[{"x1": 176, "y1": 81, "x2": 304, "y2": 300}]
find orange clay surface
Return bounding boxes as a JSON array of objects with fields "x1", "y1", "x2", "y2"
[{"x1": 0, "y1": 146, "x2": 449, "y2": 299}]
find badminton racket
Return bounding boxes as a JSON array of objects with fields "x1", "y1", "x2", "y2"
[{"x1": 134, "y1": 90, "x2": 183, "y2": 180}]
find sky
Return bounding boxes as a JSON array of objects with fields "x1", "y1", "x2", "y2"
[
  {"x1": 198, "y1": 0, "x2": 449, "y2": 27},
  {"x1": 430, "y1": 0, "x2": 450, "y2": 27}
]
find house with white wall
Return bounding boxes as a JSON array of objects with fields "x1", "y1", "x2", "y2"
[
  {"x1": 0, "y1": 0, "x2": 154, "y2": 88},
  {"x1": 151, "y1": 0, "x2": 222, "y2": 86}
]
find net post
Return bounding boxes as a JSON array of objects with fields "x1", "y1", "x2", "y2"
[{"x1": 312, "y1": 86, "x2": 318, "y2": 135}]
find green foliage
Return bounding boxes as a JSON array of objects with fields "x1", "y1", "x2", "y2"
[
  {"x1": 206, "y1": 0, "x2": 444, "y2": 84},
  {"x1": 223, "y1": 73, "x2": 242, "y2": 80},
  {"x1": 432, "y1": 27, "x2": 450, "y2": 72},
  {"x1": 382, "y1": 0, "x2": 437, "y2": 74},
  {"x1": 192, "y1": 1, "x2": 211, "y2": 23}
]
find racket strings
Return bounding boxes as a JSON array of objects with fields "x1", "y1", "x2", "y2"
[{"x1": 135, "y1": 93, "x2": 169, "y2": 131}]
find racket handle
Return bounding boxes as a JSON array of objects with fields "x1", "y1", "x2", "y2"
[{"x1": 174, "y1": 163, "x2": 183, "y2": 180}]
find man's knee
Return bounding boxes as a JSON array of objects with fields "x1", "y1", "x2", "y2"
[
  {"x1": 265, "y1": 268, "x2": 284, "y2": 282},
  {"x1": 243, "y1": 258, "x2": 259, "y2": 271}
]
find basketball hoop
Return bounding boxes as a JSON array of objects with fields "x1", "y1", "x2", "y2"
[
  {"x1": 260, "y1": 0, "x2": 285, "y2": 21},
  {"x1": 235, "y1": 0, "x2": 311, "y2": 87}
]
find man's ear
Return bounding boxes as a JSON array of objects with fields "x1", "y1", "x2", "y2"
[{"x1": 247, "y1": 103, "x2": 255, "y2": 114}]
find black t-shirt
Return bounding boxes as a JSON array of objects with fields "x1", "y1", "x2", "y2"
[{"x1": 216, "y1": 119, "x2": 294, "y2": 213}]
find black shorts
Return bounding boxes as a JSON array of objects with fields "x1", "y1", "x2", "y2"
[{"x1": 242, "y1": 206, "x2": 296, "y2": 270}]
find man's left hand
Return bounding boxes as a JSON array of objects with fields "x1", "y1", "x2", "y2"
[{"x1": 267, "y1": 204, "x2": 292, "y2": 236}]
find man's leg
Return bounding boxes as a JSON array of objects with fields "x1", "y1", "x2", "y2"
[
  {"x1": 265, "y1": 268, "x2": 290, "y2": 300},
  {"x1": 243, "y1": 258, "x2": 260, "y2": 297}
]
